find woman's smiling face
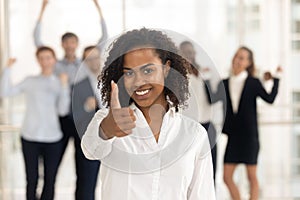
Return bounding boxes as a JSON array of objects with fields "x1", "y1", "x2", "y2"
[
  {"x1": 232, "y1": 48, "x2": 251, "y2": 75},
  {"x1": 123, "y1": 48, "x2": 170, "y2": 109}
]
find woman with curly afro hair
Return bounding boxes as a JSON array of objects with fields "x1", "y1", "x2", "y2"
[{"x1": 81, "y1": 28, "x2": 215, "y2": 200}]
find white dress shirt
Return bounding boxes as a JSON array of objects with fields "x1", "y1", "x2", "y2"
[
  {"x1": 55, "y1": 58, "x2": 83, "y2": 85},
  {"x1": 0, "y1": 68, "x2": 70, "y2": 142},
  {"x1": 229, "y1": 71, "x2": 248, "y2": 113},
  {"x1": 182, "y1": 74, "x2": 213, "y2": 123},
  {"x1": 81, "y1": 104, "x2": 215, "y2": 200}
]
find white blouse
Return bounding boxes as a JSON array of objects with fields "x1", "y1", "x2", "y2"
[
  {"x1": 81, "y1": 104, "x2": 215, "y2": 200},
  {"x1": 229, "y1": 71, "x2": 248, "y2": 113}
]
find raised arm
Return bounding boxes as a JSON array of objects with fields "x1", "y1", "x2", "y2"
[
  {"x1": 256, "y1": 66, "x2": 281, "y2": 103},
  {"x1": 33, "y1": 0, "x2": 48, "y2": 47},
  {"x1": 93, "y1": 0, "x2": 108, "y2": 51},
  {"x1": 0, "y1": 59, "x2": 28, "y2": 97},
  {"x1": 257, "y1": 71, "x2": 281, "y2": 105}
]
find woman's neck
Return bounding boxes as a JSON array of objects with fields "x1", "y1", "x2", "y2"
[
  {"x1": 233, "y1": 70, "x2": 246, "y2": 76},
  {"x1": 41, "y1": 71, "x2": 52, "y2": 76},
  {"x1": 139, "y1": 101, "x2": 168, "y2": 143}
]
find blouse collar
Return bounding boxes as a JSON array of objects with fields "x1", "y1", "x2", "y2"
[{"x1": 230, "y1": 70, "x2": 248, "y2": 81}]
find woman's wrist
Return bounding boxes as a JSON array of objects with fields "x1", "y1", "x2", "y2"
[{"x1": 99, "y1": 118, "x2": 114, "y2": 140}]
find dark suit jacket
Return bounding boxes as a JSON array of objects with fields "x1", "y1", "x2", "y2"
[
  {"x1": 205, "y1": 76, "x2": 279, "y2": 138},
  {"x1": 72, "y1": 78, "x2": 99, "y2": 139}
]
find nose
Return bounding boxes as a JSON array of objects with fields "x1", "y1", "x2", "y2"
[{"x1": 133, "y1": 72, "x2": 147, "y2": 88}]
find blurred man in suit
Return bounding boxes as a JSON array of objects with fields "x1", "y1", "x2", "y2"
[{"x1": 72, "y1": 46, "x2": 102, "y2": 200}]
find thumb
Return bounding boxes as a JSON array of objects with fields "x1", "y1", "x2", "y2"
[{"x1": 110, "y1": 81, "x2": 121, "y2": 109}]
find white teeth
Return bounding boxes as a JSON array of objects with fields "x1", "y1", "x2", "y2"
[{"x1": 135, "y1": 89, "x2": 150, "y2": 96}]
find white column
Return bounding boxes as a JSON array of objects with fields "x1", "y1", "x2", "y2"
[
  {"x1": 0, "y1": 0, "x2": 9, "y2": 70},
  {"x1": 0, "y1": 0, "x2": 10, "y2": 198}
]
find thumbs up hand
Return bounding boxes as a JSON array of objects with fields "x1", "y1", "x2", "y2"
[
  {"x1": 99, "y1": 81, "x2": 136, "y2": 139},
  {"x1": 110, "y1": 80, "x2": 121, "y2": 109}
]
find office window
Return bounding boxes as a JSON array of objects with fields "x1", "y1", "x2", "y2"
[
  {"x1": 293, "y1": 92, "x2": 300, "y2": 102},
  {"x1": 292, "y1": 21, "x2": 300, "y2": 33},
  {"x1": 226, "y1": 2, "x2": 260, "y2": 33},
  {"x1": 293, "y1": 92, "x2": 300, "y2": 120},
  {"x1": 294, "y1": 108, "x2": 300, "y2": 121},
  {"x1": 292, "y1": 91, "x2": 300, "y2": 176},
  {"x1": 246, "y1": 4, "x2": 260, "y2": 14},
  {"x1": 292, "y1": 129, "x2": 300, "y2": 178},
  {"x1": 248, "y1": 19, "x2": 260, "y2": 30},
  {"x1": 292, "y1": 40, "x2": 300, "y2": 51},
  {"x1": 226, "y1": 0, "x2": 237, "y2": 33},
  {"x1": 245, "y1": 2, "x2": 260, "y2": 32},
  {"x1": 294, "y1": 134, "x2": 300, "y2": 175}
]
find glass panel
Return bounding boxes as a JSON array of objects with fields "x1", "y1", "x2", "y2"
[
  {"x1": 297, "y1": 135, "x2": 300, "y2": 157},
  {"x1": 292, "y1": 21, "x2": 300, "y2": 33},
  {"x1": 247, "y1": 19, "x2": 260, "y2": 31},
  {"x1": 293, "y1": 92, "x2": 300, "y2": 102},
  {"x1": 292, "y1": 40, "x2": 300, "y2": 51},
  {"x1": 246, "y1": 4, "x2": 260, "y2": 14},
  {"x1": 293, "y1": 108, "x2": 300, "y2": 120}
]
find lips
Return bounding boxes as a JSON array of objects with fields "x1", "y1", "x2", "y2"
[
  {"x1": 132, "y1": 87, "x2": 152, "y2": 100},
  {"x1": 135, "y1": 89, "x2": 150, "y2": 96}
]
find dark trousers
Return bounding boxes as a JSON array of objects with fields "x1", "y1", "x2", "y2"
[
  {"x1": 201, "y1": 122, "x2": 217, "y2": 182},
  {"x1": 59, "y1": 116, "x2": 100, "y2": 200},
  {"x1": 21, "y1": 137, "x2": 63, "y2": 200}
]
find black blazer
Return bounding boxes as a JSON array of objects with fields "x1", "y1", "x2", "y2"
[
  {"x1": 205, "y1": 76, "x2": 279, "y2": 138},
  {"x1": 72, "y1": 78, "x2": 99, "y2": 139}
]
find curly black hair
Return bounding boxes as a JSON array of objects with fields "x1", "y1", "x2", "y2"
[{"x1": 99, "y1": 28, "x2": 190, "y2": 111}]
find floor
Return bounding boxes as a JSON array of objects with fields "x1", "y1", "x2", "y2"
[{"x1": 1, "y1": 132, "x2": 300, "y2": 200}]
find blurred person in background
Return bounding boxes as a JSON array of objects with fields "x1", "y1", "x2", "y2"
[
  {"x1": 0, "y1": 46, "x2": 70, "y2": 200},
  {"x1": 179, "y1": 41, "x2": 218, "y2": 183},
  {"x1": 71, "y1": 46, "x2": 102, "y2": 200},
  {"x1": 33, "y1": 1, "x2": 108, "y2": 199},
  {"x1": 205, "y1": 46, "x2": 281, "y2": 200}
]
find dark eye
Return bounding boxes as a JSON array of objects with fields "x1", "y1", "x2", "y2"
[
  {"x1": 143, "y1": 68, "x2": 154, "y2": 75},
  {"x1": 124, "y1": 70, "x2": 134, "y2": 77}
]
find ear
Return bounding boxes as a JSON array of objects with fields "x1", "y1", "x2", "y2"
[{"x1": 164, "y1": 60, "x2": 171, "y2": 78}]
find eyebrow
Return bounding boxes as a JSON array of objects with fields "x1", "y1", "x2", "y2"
[{"x1": 123, "y1": 63, "x2": 155, "y2": 71}]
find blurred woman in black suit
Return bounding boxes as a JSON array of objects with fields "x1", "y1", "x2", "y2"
[{"x1": 205, "y1": 46, "x2": 281, "y2": 200}]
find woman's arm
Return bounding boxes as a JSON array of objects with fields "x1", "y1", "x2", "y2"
[
  {"x1": 93, "y1": 0, "x2": 108, "y2": 51},
  {"x1": 257, "y1": 66, "x2": 281, "y2": 103},
  {"x1": 256, "y1": 78, "x2": 279, "y2": 103},
  {"x1": 81, "y1": 108, "x2": 116, "y2": 160},
  {"x1": 187, "y1": 126, "x2": 216, "y2": 200},
  {"x1": 33, "y1": 0, "x2": 48, "y2": 47},
  {"x1": 0, "y1": 59, "x2": 28, "y2": 97}
]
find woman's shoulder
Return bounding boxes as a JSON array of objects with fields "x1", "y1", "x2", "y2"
[
  {"x1": 177, "y1": 114, "x2": 211, "y2": 158},
  {"x1": 176, "y1": 113, "x2": 207, "y2": 135},
  {"x1": 244, "y1": 74, "x2": 260, "y2": 81},
  {"x1": 246, "y1": 76, "x2": 262, "y2": 86}
]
